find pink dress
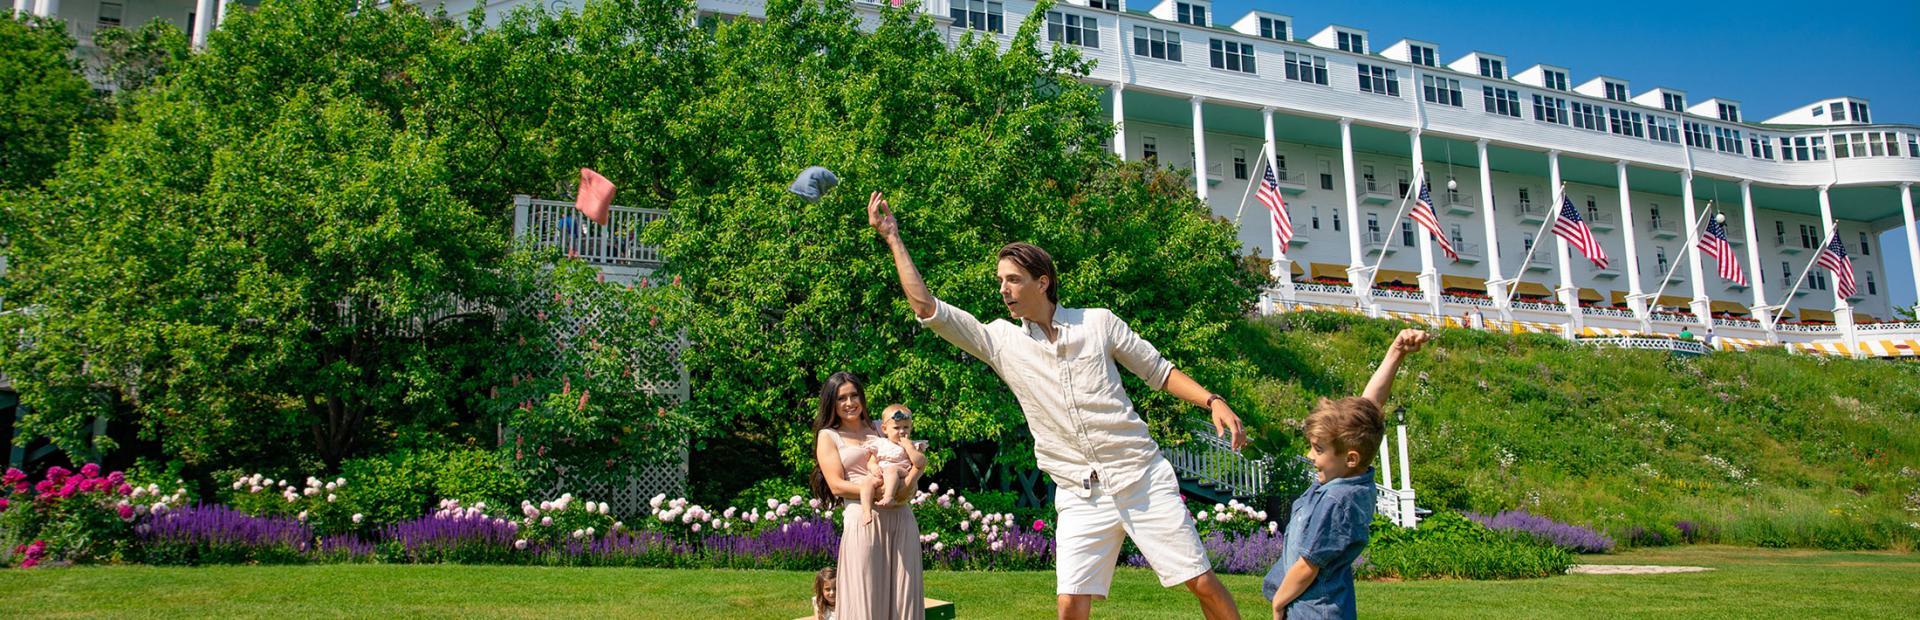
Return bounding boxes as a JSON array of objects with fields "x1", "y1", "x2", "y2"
[{"x1": 824, "y1": 423, "x2": 924, "y2": 620}]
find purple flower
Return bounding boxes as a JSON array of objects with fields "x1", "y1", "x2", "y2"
[{"x1": 1463, "y1": 510, "x2": 1614, "y2": 553}]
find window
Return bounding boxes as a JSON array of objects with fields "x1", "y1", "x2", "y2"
[
  {"x1": 1210, "y1": 39, "x2": 1255, "y2": 73},
  {"x1": 97, "y1": 2, "x2": 123, "y2": 29},
  {"x1": 1398, "y1": 169, "x2": 1412, "y2": 196},
  {"x1": 1782, "y1": 261, "x2": 1791, "y2": 284},
  {"x1": 1518, "y1": 188, "x2": 1532, "y2": 208},
  {"x1": 1608, "y1": 108, "x2": 1644, "y2": 138},
  {"x1": 1850, "y1": 102, "x2": 1870, "y2": 124},
  {"x1": 1311, "y1": 206, "x2": 1321, "y2": 230},
  {"x1": 1258, "y1": 17, "x2": 1287, "y2": 41},
  {"x1": 1812, "y1": 136, "x2": 1827, "y2": 160},
  {"x1": 1830, "y1": 102, "x2": 1846, "y2": 121},
  {"x1": 1604, "y1": 81, "x2": 1629, "y2": 102},
  {"x1": 1133, "y1": 27, "x2": 1182, "y2": 62},
  {"x1": 1400, "y1": 221, "x2": 1415, "y2": 246},
  {"x1": 950, "y1": 0, "x2": 1004, "y2": 33},
  {"x1": 1408, "y1": 44, "x2": 1436, "y2": 67},
  {"x1": 1716, "y1": 102, "x2": 1740, "y2": 123},
  {"x1": 1683, "y1": 122, "x2": 1712, "y2": 149},
  {"x1": 1571, "y1": 102, "x2": 1605, "y2": 131},
  {"x1": 1835, "y1": 133, "x2": 1854, "y2": 158},
  {"x1": 1483, "y1": 86, "x2": 1520, "y2": 118},
  {"x1": 1362, "y1": 165, "x2": 1378, "y2": 192},
  {"x1": 1451, "y1": 225, "x2": 1465, "y2": 248},
  {"x1": 1275, "y1": 154, "x2": 1290, "y2": 178},
  {"x1": 1662, "y1": 92, "x2": 1686, "y2": 112},
  {"x1": 1656, "y1": 247, "x2": 1669, "y2": 274},
  {"x1": 1713, "y1": 126, "x2": 1743, "y2": 155},
  {"x1": 1423, "y1": 75, "x2": 1462, "y2": 107},
  {"x1": 1524, "y1": 232, "x2": 1536, "y2": 253},
  {"x1": 1910, "y1": 135, "x2": 1919, "y2": 157},
  {"x1": 1749, "y1": 134, "x2": 1775, "y2": 160},
  {"x1": 1649, "y1": 205, "x2": 1662, "y2": 228},
  {"x1": 1175, "y1": 2, "x2": 1207, "y2": 26},
  {"x1": 1142, "y1": 136, "x2": 1158, "y2": 164},
  {"x1": 1046, "y1": 12, "x2": 1099, "y2": 48},
  {"x1": 1800, "y1": 224, "x2": 1816, "y2": 249},
  {"x1": 1859, "y1": 232, "x2": 1871, "y2": 256},
  {"x1": 1337, "y1": 31, "x2": 1364, "y2": 53},
  {"x1": 1087, "y1": 0, "x2": 1113, "y2": 8},
  {"x1": 1357, "y1": 64, "x2": 1398, "y2": 96},
  {"x1": 1775, "y1": 220, "x2": 1786, "y2": 245},
  {"x1": 1368, "y1": 213, "x2": 1380, "y2": 235},
  {"x1": 1332, "y1": 210, "x2": 1342, "y2": 231},
  {"x1": 1812, "y1": 105, "x2": 1825, "y2": 117},
  {"x1": 1478, "y1": 57, "x2": 1504, "y2": 79},
  {"x1": 1647, "y1": 115, "x2": 1679, "y2": 143},
  {"x1": 1284, "y1": 52, "x2": 1327, "y2": 85},
  {"x1": 1541, "y1": 69, "x2": 1568, "y2": 91},
  {"x1": 1586, "y1": 195, "x2": 1599, "y2": 221},
  {"x1": 1232, "y1": 148, "x2": 1248, "y2": 180},
  {"x1": 1319, "y1": 159, "x2": 1334, "y2": 190},
  {"x1": 1868, "y1": 271, "x2": 1877, "y2": 295},
  {"x1": 1532, "y1": 95, "x2": 1567, "y2": 125}
]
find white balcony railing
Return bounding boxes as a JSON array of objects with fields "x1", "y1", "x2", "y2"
[{"x1": 513, "y1": 196, "x2": 666, "y2": 269}]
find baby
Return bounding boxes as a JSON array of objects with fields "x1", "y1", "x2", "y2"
[{"x1": 860, "y1": 405, "x2": 927, "y2": 526}]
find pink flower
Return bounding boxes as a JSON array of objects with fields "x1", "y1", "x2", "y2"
[
  {"x1": 0, "y1": 498, "x2": 9, "y2": 511},
  {"x1": 105, "y1": 471, "x2": 124, "y2": 485},
  {"x1": 578, "y1": 390, "x2": 589, "y2": 411},
  {"x1": 117, "y1": 483, "x2": 132, "y2": 495},
  {"x1": 2, "y1": 468, "x2": 24, "y2": 484},
  {"x1": 80, "y1": 463, "x2": 101, "y2": 478},
  {"x1": 1032, "y1": 519, "x2": 1046, "y2": 532},
  {"x1": 46, "y1": 466, "x2": 70, "y2": 484},
  {"x1": 18, "y1": 558, "x2": 36, "y2": 568},
  {"x1": 117, "y1": 504, "x2": 134, "y2": 520}
]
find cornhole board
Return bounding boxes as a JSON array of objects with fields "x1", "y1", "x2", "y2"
[{"x1": 794, "y1": 598, "x2": 954, "y2": 620}]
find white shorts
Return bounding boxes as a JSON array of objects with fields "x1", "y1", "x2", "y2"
[{"x1": 1054, "y1": 457, "x2": 1212, "y2": 597}]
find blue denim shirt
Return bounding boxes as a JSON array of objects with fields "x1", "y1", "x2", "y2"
[{"x1": 1262, "y1": 468, "x2": 1377, "y2": 620}]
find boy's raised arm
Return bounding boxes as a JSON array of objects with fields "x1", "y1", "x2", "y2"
[{"x1": 1361, "y1": 329, "x2": 1430, "y2": 410}]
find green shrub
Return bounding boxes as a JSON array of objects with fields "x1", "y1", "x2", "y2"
[
  {"x1": 730, "y1": 476, "x2": 811, "y2": 512},
  {"x1": 1359, "y1": 513, "x2": 1574, "y2": 580},
  {"x1": 337, "y1": 448, "x2": 526, "y2": 527}
]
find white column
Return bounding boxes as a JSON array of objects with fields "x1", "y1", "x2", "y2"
[
  {"x1": 1411, "y1": 130, "x2": 1441, "y2": 316},
  {"x1": 1477, "y1": 139, "x2": 1507, "y2": 319},
  {"x1": 1902, "y1": 183, "x2": 1919, "y2": 314},
  {"x1": 1395, "y1": 417, "x2": 1415, "y2": 527},
  {"x1": 1681, "y1": 171, "x2": 1712, "y2": 326},
  {"x1": 1110, "y1": 83, "x2": 1126, "y2": 160},
  {"x1": 1740, "y1": 180, "x2": 1770, "y2": 333},
  {"x1": 1190, "y1": 96, "x2": 1208, "y2": 201},
  {"x1": 1377, "y1": 437, "x2": 1394, "y2": 491},
  {"x1": 217, "y1": 0, "x2": 230, "y2": 32},
  {"x1": 13, "y1": 0, "x2": 28, "y2": 17},
  {"x1": 1549, "y1": 151, "x2": 1579, "y2": 338},
  {"x1": 1617, "y1": 161, "x2": 1647, "y2": 322},
  {"x1": 1818, "y1": 186, "x2": 1860, "y2": 356},
  {"x1": 1264, "y1": 107, "x2": 1294, "y2": 306},
  {"x1": 194, "y1": 0, "x2": 217, "y2": 49},
  {"x1": 1342, "y1": 118, "x2": 1370, "y2": 305},
  {"x1": 31, "y1": 0, "x2": 56, "y2": 18}
]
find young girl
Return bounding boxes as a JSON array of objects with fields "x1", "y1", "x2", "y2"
[
  {"x1": 811, "y1": 567, "x2": 837, "y2": 620},
  {"x1": 859, "y1": 405, "x2": 927, "y2": 526}
]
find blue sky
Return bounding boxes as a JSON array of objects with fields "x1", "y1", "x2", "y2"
[{"x1": 1204, "y1": 0, "x2": 1919, "y2": 311}]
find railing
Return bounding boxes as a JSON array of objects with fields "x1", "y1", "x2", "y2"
[
  {"x1": 1451, "y1": 242, "x2": 1482, "y2": 260},
  {"x1": 1167, "y1": 425, "x2": 1271, "y2": 499},
  {"x1": 1581, "y1": 336, "x2": 1710, "y2": 356},
  {"x1": 1517, "y1": 201, "x2": 1547, "y2": 220},
  {"x1": 1513, "y1": 300, "x2": 1567, "y2": 312},
  {"x1": 1361, "y1": 231, "x2": 1392, "y2": 248},
  {"x1": 1647, "y1": 218, "x2": 1679, "y2": 236},
  {"x1": 513, "y1": 196, "x2": 667, "y2": 268},
  {"x1": 1858, "y1": 321, "x2": 1920, "y2": 333},
  {"x1": 1777, "y1": 323, "x2": 1840, "y2": 333},
  {"x1": 1445, "y1": 190, "x2": 1472, "y2": 206},
  {"x1": 1272, "y1": 168, "x2": 1303, "y2": 185},
  {"x1": 1442, "y1": 294, "x2": 1494, "y2": 307},
  {"x1": 1525, "y1": 253, "x2": 1553, "y2": 268},
  {"x1": 1371, "y1": 288, "x2": 1426, "y2": 301},
  {"x1": 1295, "y1": 282, "x2": 1355, "y2": 295},
  {"x1": 1584, "y1": 211, "x2": 1616, "y2": 228},
  {"x1": 1581, "y1": 306, "x2": 1635, "y2": 318},
  {"x1": 1716, "y1": 318, "x2": 1763, "y2": 329}
]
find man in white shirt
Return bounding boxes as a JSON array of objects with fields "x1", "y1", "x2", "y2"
[{"x1": 867, "y1": 191, "x2": 1247, "y2": 620}]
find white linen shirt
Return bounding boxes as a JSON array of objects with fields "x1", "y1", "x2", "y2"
[{"x1": 918, "y1": 298, "x2": 1175, "y2": 499}]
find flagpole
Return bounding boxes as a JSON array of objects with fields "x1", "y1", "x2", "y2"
[
  {"x1": 1495, "y1": 182, "x2": 1567, "y2": 308},
  {"x1": 1232, "y1": 141, "x2": 1274, "y2": 223},
  {"x1": 1637, "y1": 200, "x2": 1717, "y2": 322},
  {"x1": 1768, "y1": 232, "x2": 1833, "y2": 328},
  {"x1": 1358, "y1": 170, "x2": 1428, "y2": 279}
]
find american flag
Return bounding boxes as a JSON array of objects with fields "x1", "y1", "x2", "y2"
[
  {"x1": 1411, "y1": 181, "x2": 1459, "y2": 261},
  {"x1": 1551, "y1": 193, "x2": 1609, "y2": 269},
  {"x1": 1815, "y1": 231, "x2": 1857, "y2": 299},
  {"x1": 1695, "y1": 215, "x2": 1746, "y2": 286},
  {"x1": 1257, "y1": 158, "x2": 1294, "y2": 250}
]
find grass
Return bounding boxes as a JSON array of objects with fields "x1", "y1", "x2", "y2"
[
  {"x1": 1, "y1": 547, "x2": 1914, "y2": 618},
  {"x1": 1220, "y1": 312, "x2": 1920, "y2": 549}
]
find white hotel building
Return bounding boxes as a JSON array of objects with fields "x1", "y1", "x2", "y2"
[{"x1": 22, "y1": 0, "x2": 1920, "y2": 357}]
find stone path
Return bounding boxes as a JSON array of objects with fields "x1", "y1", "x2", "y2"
[{"x1": 1567, "y1": 564, "x2": 1715, "y2": 575}]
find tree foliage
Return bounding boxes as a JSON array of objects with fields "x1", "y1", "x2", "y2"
[{"x1": 0, "y1": 14, "x2": 97, "y2": 190}]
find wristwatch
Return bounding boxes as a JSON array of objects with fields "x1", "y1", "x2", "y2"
[{"x1": 1205, "y1": 393, "x2": 1226, "y2": 410}]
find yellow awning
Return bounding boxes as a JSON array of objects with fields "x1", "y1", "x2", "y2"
[
  {"x1": 1441, "y1": 275, "x2": 1486, "y2": 291},
  {"x1": 1655, "y1": 295, "x2": 1693, "y2": 309},
  {"x1": 1856, "y1": 313, "x2": 1878, "y2": 323},
  {"x1": 1611, "y1": 290, "x2": 1632, "y2": 305},
  {"x1": 1578, "y1": 288, "x2": 1603, "y2": 303},
  {"x1": 1800, "y1": 308, "x2": 1836, "y2": 322},
  {"x1": 1310, "y1": 263, "x2": 1350, "y2": 281},
  {"x1": 1291, "y1": 262, "x2": 1306, "y2": 276},
  {"x1": 1374, "y1": 269, "x2": 1420, "y2": 286},
  {"x1": 1513, "y1": 281, "x2": 1554, "y2": 297},
  {"x1": 1709, "y1": 300, "x2": 1750, "y2": 315}
]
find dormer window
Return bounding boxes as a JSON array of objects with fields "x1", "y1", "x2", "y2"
[
  {"x1": 1663, "y1": 92, "x2": 1685, "y2": 112},
  {"x1": 1337, "y1": 31, "x2": 1364, "y2": 53},
  {"x1": 1716, "y1": 102, "x2": 1740, "y2": 123},
  {"x1": 1258, "y1": 16, "x2": 1288, "y2": 40},
  {"x1": 1542, "y1": 69, "x2": 1567, "y2": 91},
  {"x1": 1408, "y1": 44, "x2": 1436, "y2": 67},
  {"x1": 1603, "y1": 81, "x2": 1629, "y2": 102},
  {"x1": 1848, "y1": 101, "x2": 1870, "y2": 123},
  {"x1": 1479, "y1": 57, "x2": 1504, "y2": 79},
  {"x1": 1176, "y1": 2, "x2": 1206, "y2": 26},
  {"x1": 1830, "y1": 102, "x2": 1846, "y2": 120}
]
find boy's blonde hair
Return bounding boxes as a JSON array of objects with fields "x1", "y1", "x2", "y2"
[{"x1": 1305, "y1": 397, "x2": 1386, "y2": 465}]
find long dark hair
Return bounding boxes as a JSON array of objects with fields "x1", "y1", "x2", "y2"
[{"x1": 808, "y1": 371, "x2": 866, "y2": 504}]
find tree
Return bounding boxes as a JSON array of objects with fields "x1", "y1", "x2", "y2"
[
  {"x1": 90, "y1": 18, "x2": 191, "y2": 103},
  {"x1": 0, "y1": 14, "x2": 97, "y2": 190}
]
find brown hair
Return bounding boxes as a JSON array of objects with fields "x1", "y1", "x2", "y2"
[
  {"x1": 809, "y1": 372, "x2": 866, "y2": 504},
  {"x1": 813, "y1": 567, "x2": 836, "y2": 611},
  {"x1": 997, "y1": 242, "x2": 1059, "y2": 304},
  {"x1": 1304, "y1": 397, "x2": 1387, "y2": 465}
]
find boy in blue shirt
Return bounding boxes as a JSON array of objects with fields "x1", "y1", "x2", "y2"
[{"x1": 1264, "y1": 328, "x2": 1430, "y2": 620}]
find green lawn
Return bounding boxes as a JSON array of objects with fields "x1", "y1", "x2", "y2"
[{"x1": 1, "y1": 546, "x2": 1913, "y2": 618}]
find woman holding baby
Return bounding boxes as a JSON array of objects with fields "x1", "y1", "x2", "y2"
[{"x1": 809, "y1": 371, "x2": 928, "y2": 619}]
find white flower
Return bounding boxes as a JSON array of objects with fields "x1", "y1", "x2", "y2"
[
  {"x1": 658, "y1": 512, "x2": 675, "y2": 523},
  {"x1": 307, "y1": 477, "x2": 322, "y2": 488},
  {"x1": 724, "y1": 507, "x2": 737, "y2": 519},
  {"x1": 650, "y1": 494, "x2": 667, "y2": 509},
  {"x1": 959, "y1": 521, "x2": 970, "y2": 532},
  {"x1": 690, "y1": 523, "x2": 700, "y2": 533},
  {"x1": 990, "y1": 541, "x2": 1004, "y2": 551},
  {"x1": 933, "y1": 542, "x2": 944, "y2": 552},
  {"x1": 613, "y1": 521, "x2": 623, "y2": 530},
  {"x1": 325, "y1": 482, "x2": 337, "y2": 491},
  {"x1": 334, "y1": 478, "x2": 346, "y2": 487},
  {"x1": 231, "y1": 480, "x2": 244, "y2": 490},
  {"x1": 1215, "y1": 513, "x2": 1230, "y2": 523},
  {"x1": 929, "y1": 483, "x2": 939, "y2": 493},
  {"x1": 1268, "y1": 522, "x2": 1279, "y2": 534},
  {"x1": 249, "y1": 485, "x2": 263, "y2": 494},
  {"x1": 543, "y1": 516, "x2": 554, "y2": 526},
  {"x1": 540, "y1": 501, "x2": 553, "y2": 512},
  {"x1": 1256, "y1": 511, "x2": 1267, "y2": 521},
  {"x1": 572, "y1": 529, "x2": 584, "y2": 539},
  {"x1": 352, "y1": 513, "x2": 364, "y2": 524},
  {"x1": 327, "y1": 494, "x2": 337, "y2": 503},
  {"x1": 971, "y1": 511, "x2": 982, "y2": 520},
  {"x1": 776, "y1": 505, "x2": 789, "y2": 517},
  {"x1": 767, "y1": 498, "x2": 780, "y2": 510},
  {"x1": 514, "y1": 539, "x2": 528, "y2": 550},
  {"x1": 809, "y1": 498, "x2": 821, "y2": 509},
  {"x1": 1197, "y1": 511, "x2": 1209, "y2": 521},
  {"x1": 586, "y1": 527, "x2": 597, "y2": 537},
  {"x1": 304, "y1": 487, "x2": 319, "y2": 497}
]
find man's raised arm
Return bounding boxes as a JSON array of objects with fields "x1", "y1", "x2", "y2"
[{"x1": 870, "y1": 191, "x2": 937, "y2": 320}]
